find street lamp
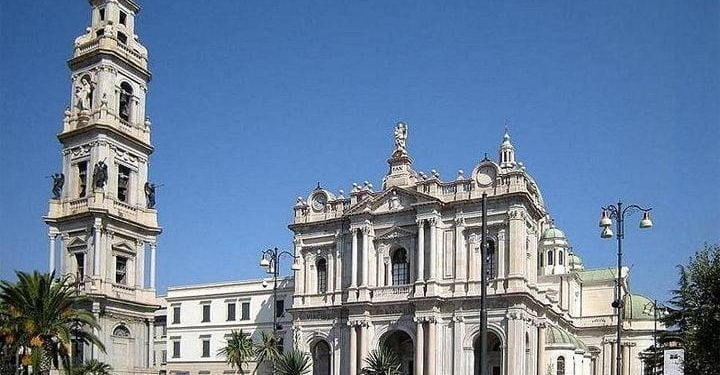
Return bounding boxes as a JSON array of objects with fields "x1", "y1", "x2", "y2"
[
  {"x1": 259, "y1": 247, "x2": 300, "y2": 337},
  {"x1": 598, "y1": 201, "x2": 653, "y2": 375},
  {"x1": 642, "y1": 300, "x2": 667, "y2": 375}
]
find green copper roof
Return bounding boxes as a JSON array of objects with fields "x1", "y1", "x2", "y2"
[
  {"x1": 577, "y1": 267, "x2": 617, "y2": 282},
  {"x1": 546, "y1": 326, "x2": 588, "y2": 351},
  {"x1": 542, "y1": 226, "x2": 566, "y2": 239},
  {"x1": 623, "y1": 294, "x2": 657, "y2": 321}
]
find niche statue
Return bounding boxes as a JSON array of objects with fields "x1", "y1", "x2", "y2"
[
  {"x1": 75, "y1": 77, "x2": 93, "y2": 111},
  {"x1": 92, "y1": 161, "x2": 108, "y2": 189},
  {"x1": 144, "y1": 182, "x2": 157, "y2": 209},
  {"x1": 51, "y1": 173, "x2": 64, "y2": 199}
]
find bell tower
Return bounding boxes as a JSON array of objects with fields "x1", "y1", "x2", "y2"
[{"x1": 44, "y1": 0, "x2": 161, "y2": 372}]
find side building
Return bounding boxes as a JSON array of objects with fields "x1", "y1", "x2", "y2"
[{"x1": 165, "y1": 278, "x2": 294, "y2": 375}]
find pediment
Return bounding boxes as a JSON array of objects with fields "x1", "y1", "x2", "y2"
[
  {"x1": 65, "y1": 236, "x2": 88, "y2": 249},
  {"x1": 112, "y1": 240, "x2": 136, "y2": 254},
  {"x1": 375, "y1": 226, "x2": 416, "y2": 240}
]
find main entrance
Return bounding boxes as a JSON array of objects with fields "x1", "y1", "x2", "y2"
[
  {"x1": 473, "y1": 332, "x2": 503, "y2": 375},
  {"x1": 382, "y1": 330, "x2": 415, "y2": 375}
]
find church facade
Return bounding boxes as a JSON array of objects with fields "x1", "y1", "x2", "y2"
[
  {"x1": 42, "y1": 2, "x2": 662, "y2": 375},
  {"x1": 287, "y1": 125, "x2": 660, "y2": 375}
]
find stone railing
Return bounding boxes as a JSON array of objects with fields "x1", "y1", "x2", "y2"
[{"x1": 372, "y1": 285, "x2": 413, "y2": 302}]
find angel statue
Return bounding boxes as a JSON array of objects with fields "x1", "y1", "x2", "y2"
[
  {"x1": 75, "y1": 77, "x2": 93, "y2": 111},
  {"x1": 51, "y1": 173, "x2": 64, "y2": 199},
  {"x1": 393, "y1": 122, "x2": 408, "y2": 155}
]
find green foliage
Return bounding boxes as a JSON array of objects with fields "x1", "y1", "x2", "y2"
[
  {"x1": 71, "y1": 359, "x2": 112, "y2": 375},
  {"x1": 273, "y1": 350, "x2": 311, "y2": 375},
  {"x1": 217, "y1": 330, "x2": 255, "y2": 374},
  {"x1": 362, "y1": 346, "x2": 402, "y2": 375},
  {"x1": 0, "y1": 271, "x2": 105, "y2": 375},
  {"x1": 253, "y1": 331, "x2": 280, "y2": 374},
  {"x1": 664, "y1": 243, "x2": 720, "y2": 374}
]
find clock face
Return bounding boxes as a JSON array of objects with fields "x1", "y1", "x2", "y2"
[
  {"x1": 476, "y1": 166, "x2": 496, "y2": 186},
  {"x1": 311, "y1": 193, "x2": 327, "y2": 211}
]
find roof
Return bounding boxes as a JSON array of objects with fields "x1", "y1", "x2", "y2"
[
  {"x1": 577, "y1": 267, "x2": 617, "y2": 282},
  {"x1": 542, "y1": 226, "x2": 566, "y2": 239},
  {"x1": 623, "y1": 294, "x2": 657, "y2": 321},
  {"x1": 546, "y1": 326, "x2": 588, "y2": 351}
]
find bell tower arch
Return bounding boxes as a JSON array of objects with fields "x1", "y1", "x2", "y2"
[{"x1": 44, "y1": 0, "x2": 161, "y2": 373}]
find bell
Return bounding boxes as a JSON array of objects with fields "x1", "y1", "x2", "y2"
[
  {"x1": 639, "y1": 211, "x2": 653, "y2": 229},
  {"x1": 601, "y1": 226, "x2": 614, "y2": 239},
  {"x1": 599, "y1": 210, "x2": 612, "y2": 227}
]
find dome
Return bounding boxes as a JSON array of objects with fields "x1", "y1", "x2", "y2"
[
  {"x1": 546, "y1": 326, "x2": 588, "y2": 351},
  {"x1": 542, "y1": 225, "x2": 566, "y2": 240},
  {"x1": 623, "y1": 294, "x2": 656, "y2": 321},
  {"x1": 569, "y1": 253, "x2": 584, "y2": 270}
]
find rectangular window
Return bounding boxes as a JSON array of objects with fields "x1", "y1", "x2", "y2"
[
  {"x1": 201, "y1": 304, "x2": 210, "y2": 322},
  {"x1": 119, "y1": 11, "x2": 127, "y2": 25},
  {"x1": 76, "y1": 253, "x2": 85, "y2": 280},
  {"x1": 115, "y1": 256, "x2": 127, "y2": 284},
  {"x1": 99, "y1": 8, "x2": 105, "y2": 21},
  {"x1": 172, "y1": 306, "x2": 180, "y2": 324},
  {"x1": 71, "y1": 340, "x2": 84, "y2": 365},
  {"x1": 227, "y1": 303, "x2": 236, "y2": 321},
  {"x1": 172, "y1": 341, "x2": 180, "y2": 358},
  {"x1": 77, "y1": 161, "x2": 88, "y2": 197},
  {"x1": 201, "y1": 339, "x2": 210, "y2": 358},
  {"x1": 241, "y1": 302, "x2": 250, "y2": 320},
  {"x1": 275, "y1": 299, "x2": 284, "y2": 318},
  {"x1": 117, "y1": 165, "x2": 130, "y2": 202}
]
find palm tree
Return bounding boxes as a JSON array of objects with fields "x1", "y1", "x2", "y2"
[
  {"x1": 0, "y1": 271, "x2": 104, "y2": 375},
  {"x1": 218, "y1": 330, "x2": 255, "y2": 374},
  {"x1": 274, "y1": 350, "x2": 311, "y2": 375},
  {"x1": 253, "y1": 331, "x2": 280, "y2": 374},
  {"x1": 362, "y1": 346, "x2": 402, "y2": 375},
  {"x1": 71, "y1": 359, "x2": 112, "y2": 375}
]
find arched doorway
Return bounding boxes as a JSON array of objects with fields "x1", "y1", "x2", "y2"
[
  {"x1": 311, "y1": 340, "x2": 331, "y2": 375},
  {"x1": 473, "y1": 332, "x2": 503, "y2": 375},
  {"x1": 382, "y1": 330, "x2": 414, "y2": 375}
]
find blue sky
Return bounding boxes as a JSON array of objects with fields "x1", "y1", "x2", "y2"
[{"x1": 1, "y1": 1, "x2": 718, "y2": 302}]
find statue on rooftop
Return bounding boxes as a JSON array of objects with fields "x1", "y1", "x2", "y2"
[
  {"x1": 51, "y1": 173, "x2": 64, "y2": 199},
  {"x1": 393, "y1": 122, "x2": 408, "y2": 156}
]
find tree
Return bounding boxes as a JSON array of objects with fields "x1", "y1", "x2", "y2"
[
  {"x1": 0, "y1": 271, "x2": 105, "y2": 375},
  {"x1": 273, "y1": 350, "x2": 311, "y2": 375},
  {"x1": 218, "y1": 330, "x2": 255, "y2": 374},
  {"x1": 71, "y1": 359, "x2": 112, "y2": 375},
  {"x1": 362, "y1": 346, "x2": 402, "y2": 375},
  {"x1": 253, "y1": 331, "x2": 280, "y2": 374},
  {"x1": 664, "y1": 243, "x2": 720, "y2": 374}
]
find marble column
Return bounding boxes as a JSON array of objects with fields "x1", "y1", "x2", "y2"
[
  {"x1": 427, "y1": 318, "x2": 436, "y2": 375},
  {"x1": 351, "y1": 229, "x2": 359, "y2": 288},
  {"x1": 415, "y1": 319, "x2": 425, "y2": 375},
  {"x1": 416, "y1": 219, "x2": 425, "y2": 282},
  {"x1": 295, "y1": 238, "x2": 305, "y2": 296},
  {"x1": 361, "y1": 226, "x2": 369, "y2": 287},
  {"x1": 376, "y1": 246, "x2": 385, "y2": 287},
  {"x1": 349, "y1": 324, "x2": 357, "y2": 375},
  {"x1": 334, "y1": 237, "x2": 342, "y2": 292},
  {"x1": 610, "y1": 342, "x2": 616, "y2": 375},
  {"x1": 93, "y1": 221, "x2": 102, "y2": 276},
  {"x1": 327, "y1": 251, "x2": 335, "y2": 293},
  {"x1": 428, "y1": 218, "x2": 437, "y2": 281},
  {"x1": 507, "y1": 208, "x2": 527, "y2": 289},
  {"x1": 506, "y1": 313, "x2": 524, "y2": 375},
  {"x1": 454, "y1": 218, "x2": 466, "y2": 282},
  {"x1": 537, "y1": 323, "x2": 546, "y2": 375},
  {"x1": 452, "y1": 316, "x2": 464, "y2": 375},
  {"x1": 304, "y1": 253, "x2": 312, "y2": 294},
  {"x1": 149, "y1": 242, "x2": 157, "y2": 289},
  {"x1": 497, "y1": 229, "x2": 506, "y2": 281},
  {"x1": 360, "y1": 323, "x2": 368, "y2": 370},
  {"x1": 48, "y1": 233, "x2": 57, "y2": 274},
  {"x1": 136, "y1": 241, "x2": 145, "y2": 288},
  {"x1": 385, "y1": 257, "x2": 392, "y2": 287},
  {"x1": 622, "y1": 344, "x2": 630, "y2": 375}
]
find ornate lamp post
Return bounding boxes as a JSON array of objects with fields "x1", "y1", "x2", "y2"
[
  {"x1": 259, "y1": 247, "x2": 301, "y2": 337},
  {"x1": 598, "y1": 201, "x2": 653, "y2": 375}
]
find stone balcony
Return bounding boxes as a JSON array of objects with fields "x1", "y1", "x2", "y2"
[
  {"x1": 62, "y1": 108, "x2": 151, "y2": 147},
  {"x1": 72, "y1": 275, "x2": 159, "y2": 306},
  {"x1": 47, "y1": 190, "x2": 158, "y2": 229},
  {"x1": 72, "y1": 34, "x2": 148, "y2": 71}
]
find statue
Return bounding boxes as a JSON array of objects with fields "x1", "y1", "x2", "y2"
[
  {"x1": 51, "y1": 173, "x2": 64, "y2": 199},
  {"x1": 92, "y1": 161, "x2": 108, "y2": 189},
  {"x1": 144, "y1": 182, "x2": 157, "y2": 209},
  {"x1": 393, "y1": 122, "x2": 408, "y2": 156},
  {"x1": 75, "y1": 77, "x2": 92, "y2": 111}
]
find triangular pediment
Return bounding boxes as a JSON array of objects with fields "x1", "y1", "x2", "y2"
[
  {"x1": 65, "y1": 236, "x2": 88, "y2": 249},
  {"x1": 375, "y1": 226, "x2": 416, "y2": 240},
  {"x1": 343, "y1": 186, "x2": 441, "y2": 217},
  {"x1": 112, "y1": 240, "x2": 136, "y2": 254}
]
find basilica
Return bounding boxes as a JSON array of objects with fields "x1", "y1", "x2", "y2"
[{"x1": 43, "y1": 1, "x2": 661, "y2": 375}]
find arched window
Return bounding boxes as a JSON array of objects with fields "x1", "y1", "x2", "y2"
[
  {"x1": 316, "y1": 258, "x2": 327, "y2": 294},
  {"x1": 119, "y1": 82, "x2": 133, "y2": 122},
  {"x1": 558, "y1": 250, "x2": 564, "y2": 265},
  {"x1": 556, "y1": 356, "x2": 565, "y2": 375},
  {"x1": 547, "y1": 250, "x2": 554, "y2": 265},
  {"x1": 391, "y1": 248, "x2": 410, "y2": 285},
  {"x1": 311, "y1": 340, "x2": 331, "y2": 375},
  {"x1": 485, "y1": 239, "x2": 496, "y2": 279},
  {"x1": 113, "y1": 324, "x2": 131, "y2": 337},
  {"x1": 539, "y1": 251, "x2": 544, "y2": 267}
]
